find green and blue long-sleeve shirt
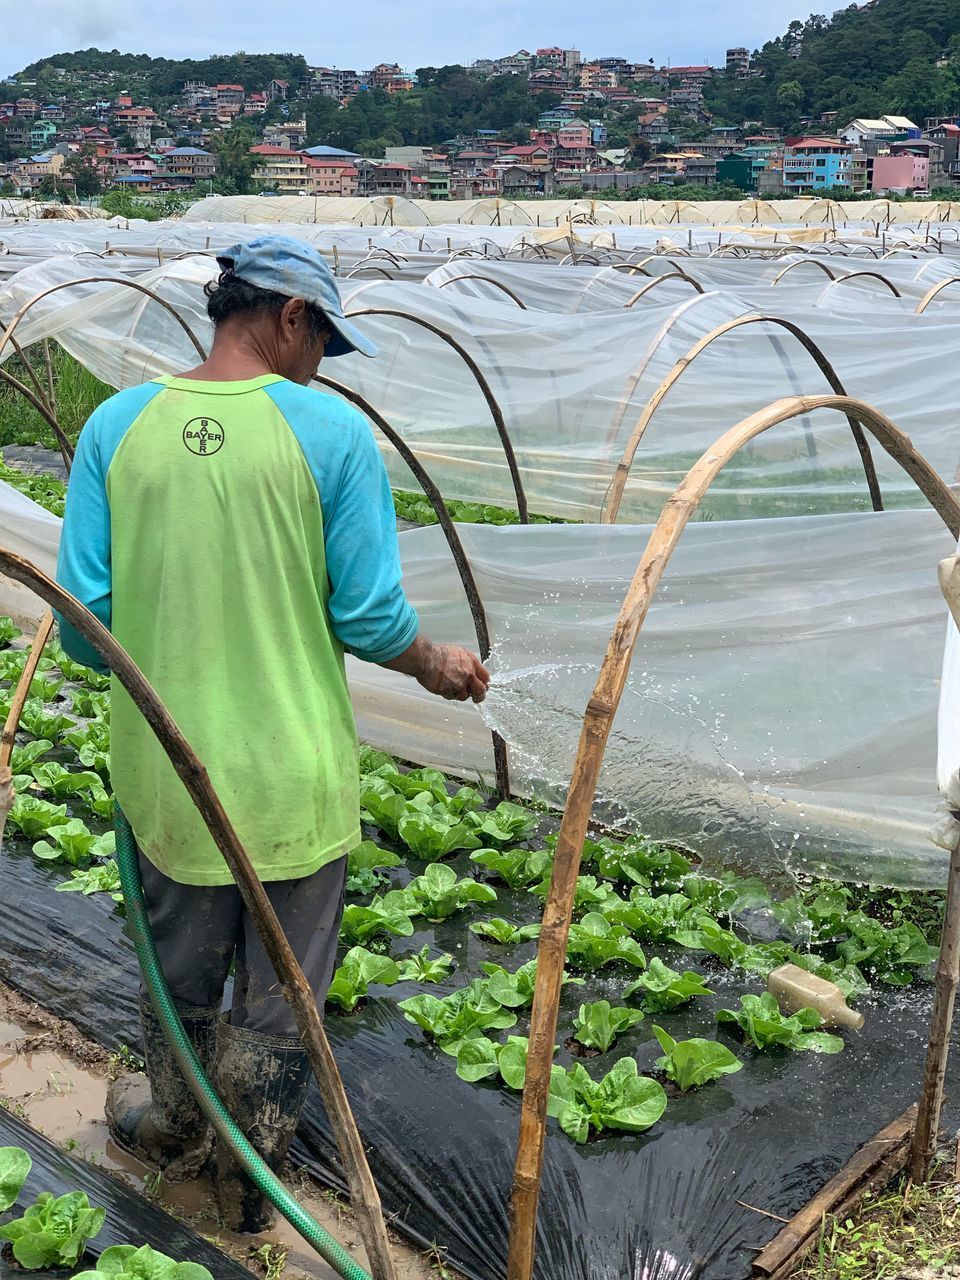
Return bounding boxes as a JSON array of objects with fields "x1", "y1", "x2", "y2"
[{"x1": 56, "y1": 374, "x2": 418, "y2": 886}]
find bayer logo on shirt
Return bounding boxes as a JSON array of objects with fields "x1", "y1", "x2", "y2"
[{"x1": 182, "y1": 417, "x2": 225, "y2": 456}]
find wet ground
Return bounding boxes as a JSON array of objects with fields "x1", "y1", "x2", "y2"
[{"x1": 0, "y1": 982, "x2": 444, "y2": 1280}]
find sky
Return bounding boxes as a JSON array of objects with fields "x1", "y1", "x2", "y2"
[{"x1": 5, "y1": 0, "x2": 814, "y2": 79}]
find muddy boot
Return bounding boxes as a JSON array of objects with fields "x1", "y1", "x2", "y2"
[
  {"x1": 106, "y1": 997, "x2": 218, "y2": 1181},
  {"x1": 214, "y1": 1017, "x2": 311, "y2": 1233}
]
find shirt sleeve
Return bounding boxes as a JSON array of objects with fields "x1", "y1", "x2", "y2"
[
  {"x1": 263, "y1": 381, "x2": 419, "y2": 664},
  {"x1": 55, "y1": 409, "x2": 112, "y2": 673},
  {"x1": 323, "y1": 420, "x2": 420, "y2": 663}
]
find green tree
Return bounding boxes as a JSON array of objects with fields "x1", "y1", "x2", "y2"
[
  {"x1": 64, "y1": 145, "x2": 103, "y2": 198},
  {"x1": 209, "y1": 122, "x2": 258, "y2": 193}
]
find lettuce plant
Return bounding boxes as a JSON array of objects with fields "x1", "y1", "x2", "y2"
[
  {"x1": 652, "y1": 1026, "x2": 743, "y2": 1091},
  {"x1": 478, "y1": 958, "x2": 560, "y2": 1009},
  {"x1": 31, "y1": 819, "x2": 112, "y2": 866},
  {"x1": 396, "y1": 945, "x2": 455, "y2": 984},
  {"x1": 601, "y1": 891, "x2": 695, "y2": 940},
  {"x1": 0, "y1": 1190, "x2": 105, "y2": 1269},
  {"x1": 346, "y1": 841, "x2": 402, "y2": 895},
  {"x1": 455, "y1": 1034, "x2": 535, "y2": 1087},
  {"x1": 6, "y1": 795, "x2": 69, "y2": 838},
  {"x1": 31, "y1": 762, "x2": 103, "y2": 798},
  {"x1": 571, "y1": 1001, "x2": 644, "y2": 1052},
  {"x1": 470, "y1": 847, "x2": 552, "y2": 890},
  {"x1": 19, "y1": 699, "x2": 74, "y2": 742},
  {"x1": 73, "y1": 1243, "x2": 214, "y2": 1279},
  {"x1": 339, "y1": 896, "x2": 414, "y2": 947},
  {"x1": 56, "y1": 857, "x2": 123, "y2": 903},
  {"x1": 0, "y1": 1146, "x2": 31, "y2": 1212},
  {"x1": 717, "y1": 993, "x2": 844, "y2": 1053},
  {"x1": 468, "y1": 917, "x2": 541, "y2": 945},
  {"x1": 529, "y1": 873, "x2": 617, "y2": 913},
  {"x1": 68, "y1": 689, "x2": 111, "y2": 721},
  {"x1": 398, "y1": 979, "x2": 517, "y2": 1054},
  {"x1": 834, "y1": 912, "x2": 937, "y2": 985},
  {"x1": 547, "y1": 1059, "x2": 667, "y2": 1144},
  {"x1": 359, "y1": 778, "x2": 407, "y2": 842},
  {"x1": 62, "y1": 720, "x2": 111, "y2": 773},
  {"x1": 397, "y1": 810, "x2": 482, "y2": 861},
  {"x1": 0, "y1": 616, "x2": 21, "y2": 647},
  {"x1": 9, "y1": 739, "x2": 53, "y2": 775},
  {"x1": 403, "y1": 864, "x2": 497, "y2": 921},
  {"x1": 467, "y1": 801, "x2": 538, "y2": 845},
  {"x1": 624, "y1": 958, "x2": 713, "y2": 1013},
  {"x1": 564, "y1": 913, "x2": 647, "y2": 972},
  {"x1": 358, "y1": 745, "x2": 399, "y2": 775},
  {"x1": 49, "y1": 645, "x2": 110, "y2": 691},
  {"x1": 326, "y1": 946, "x2": 401, "y2": 1013}
]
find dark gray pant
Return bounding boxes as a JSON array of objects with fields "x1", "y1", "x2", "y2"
[{"x1": 138, "y1": 851, "x2": 346, "y2": 1038}]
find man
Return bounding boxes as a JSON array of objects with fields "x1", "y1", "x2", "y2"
[{"x1": 56, "y1": 234, "x2": 489, "y2": 1232}]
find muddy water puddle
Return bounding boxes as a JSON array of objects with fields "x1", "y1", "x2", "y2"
[{"x1": 0, "y1": 993, "x2": 438, "y2": 1280}]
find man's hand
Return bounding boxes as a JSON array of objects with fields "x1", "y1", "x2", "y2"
[
  {"x1": 379, "y1": 635, "x2": 490, "y2": 703},
  {"x1": 417, "y1": 643, "x2": 490, "y2": 703}
]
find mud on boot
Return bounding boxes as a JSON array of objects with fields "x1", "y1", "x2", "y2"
[
  {"x1": 214, "y1": 1017, "x2": 311, "y2": 1233},
  {"x1": 106, "y1": 997, "x2": 219, "y2": 1181}
]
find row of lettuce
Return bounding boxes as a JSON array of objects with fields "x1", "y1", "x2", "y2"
[
  {"x1": 0, "y1": 623, "x2": 941, "y2": 1145},
  {"x1": 0, "y1": 1145, "x2": 209, "y2": 1277}
]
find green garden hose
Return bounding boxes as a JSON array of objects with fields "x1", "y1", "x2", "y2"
[{"x1": 114, "y1": 808, "x2": 373, "y2": 1280}]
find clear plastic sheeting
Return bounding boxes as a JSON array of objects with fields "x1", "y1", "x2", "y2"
[
  {"x1": 182, "y1": 193, "x2": 432, "y2": 225},
  {"x1": 0, "y1": 480, "x2": 60, "y2": 626},
  {"x1": 5, "y1": 255, "x2": 960, "y2": 523},
  {"x1": 355, "y1": 515, "x2": 956, "y2": 889},
  {"x1": 8, "y1": 498, "x2": 952, "y2": 887}
]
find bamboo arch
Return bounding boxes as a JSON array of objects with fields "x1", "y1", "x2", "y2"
[
  {"x1": 313, "y1": 373, "x2": 511, "y2": 798},
  {"x1": 820, "y1": 270, "x2": 902, "y2": 298},
  {"x1": 916, "y1": 277, "x2": 960, "y2": 315},
  {"x1": 770, "y1": 258, "x2": 838, "y2": 285},
  {"x1": 434, "y1": 274, "x2": 529, "y2": 308},
  {"x1": 602, "y1": 313, "x2": 886, "y2": 523},
  {"x1": 506, "y1": 393, "x2": 960, "y2": 1280},
  {"x1": 623, "y1": 272, "x2": 705, "y2": 306},
  {"x1": 345, "y1": 305, "x2": 529, "y2": 522}
]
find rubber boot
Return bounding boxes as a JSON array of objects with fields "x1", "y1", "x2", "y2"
[
  {"x1": 214, "y1": 1017, "x2": 311, "y2": 1234},
  {"x1": 105, "y1": 997, "x2": 219, "y2": 1181}
]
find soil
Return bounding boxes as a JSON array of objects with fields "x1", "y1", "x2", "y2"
[
  {"x1": 0, "y1": 980, "x2": 448, "y2": 1280},
  {"x1": 563, "y1": 1036, "x2": 602, "y2": 1059},
  {"x1": 648, "y1": 1069, "x2": 684, "y2": 1100}
]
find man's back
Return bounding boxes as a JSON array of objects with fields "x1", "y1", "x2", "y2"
[{"x1": 58, "y1": 374, "x2": 417, "y2": 886}]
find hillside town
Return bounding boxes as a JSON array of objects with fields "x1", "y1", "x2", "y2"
[{"x1": 1, "y1": 44, "x2": 959, "y2": 202}]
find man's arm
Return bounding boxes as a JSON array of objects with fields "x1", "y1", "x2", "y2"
[
  {"x1": 55, "y1": 411, "x2": 112, "y2": 673},
  {"x1": 309, "y1": 405, "x2": 489, "y2": 702}
]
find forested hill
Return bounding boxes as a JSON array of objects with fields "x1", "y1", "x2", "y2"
[
  {"x1": 707, "y1": 0, "x2": 960, "y2": 128},
  {"x1": 15, "y1": 50, "x2": 309, "y2": 100}
]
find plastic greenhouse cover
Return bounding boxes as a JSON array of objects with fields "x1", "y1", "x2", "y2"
[
  {"x1": 6, "y1": 490, "x2": 954, "y2": 888},
  {"x1": 0, "y1": 1105, "x2": 251, "y2": 1278},
  {"x1": 0, "y1": 813, "x2": 955, "y2": 1280},
  {"x1": 4, "y1": 254, "x2": 960, "y2": 523}
]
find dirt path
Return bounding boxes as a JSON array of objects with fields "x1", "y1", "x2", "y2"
[{"x1": 0, "y1": 982, "x2": 448, "y2": 1280}]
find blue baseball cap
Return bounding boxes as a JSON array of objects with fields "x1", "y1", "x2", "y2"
[{"x1": 216, "y1": 234, "x2": 378, "y2": 359}]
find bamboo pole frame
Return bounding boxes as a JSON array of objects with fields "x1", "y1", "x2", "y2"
[
  {"x1": 769, "y1": 259, "x2": 838, "y2": 285},
  {"x1": 345, "y1": 305, "x2": 529, "y2": 523},
  {"x1": 314, "y1": 373, "x2": 511, "y2": 799},
  {"x1": 623, "y1": 272, "x2": 705, "y2": 306},
  {"x1": 505, "y1": 393, "x2": 960, "y2": 1280},
  {"x1": 0, "y1": 549, "x2": 398, "y2": 1280},
  {"x1": 602, "y1": 314, "x2": 886, "y2": 524},
  {"x1": 820, "y1": 271, "x2": 902, "y2": 298},
  {"x1": 916, "y1": 277, "x2": 960, "y2": 315},
  {"x1": 435, "y1": 275, "x2": 529, "y2": 308}
]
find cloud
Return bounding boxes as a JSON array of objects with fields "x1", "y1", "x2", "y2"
[{"x1": 4, "y1": 0, "x2": 810, "y2": 78}]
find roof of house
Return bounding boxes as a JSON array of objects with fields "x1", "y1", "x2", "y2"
[
  {"x1": 788, "y1": 137, "x2": 851, "y2": 150},
  {"x1": 215, "y1": 84, "x2": 244, "y2": 91},
  {"x1": 167, "y1": 146, "x2": 212, "y2": 156},
  {"x1": 302, "y1": 144, "x2": 360, "y2": 157},
  {"x1": 501, "y1": 144, "x2": 551, "y2": 156}
]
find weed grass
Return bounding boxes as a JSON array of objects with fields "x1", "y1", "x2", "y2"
[
  {"x1": 793, "y1": 1168, "x2": 960, "y2": 1279},
  {"x1": 0, "y1": 346, "x2": 111, "y2": 450}
]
